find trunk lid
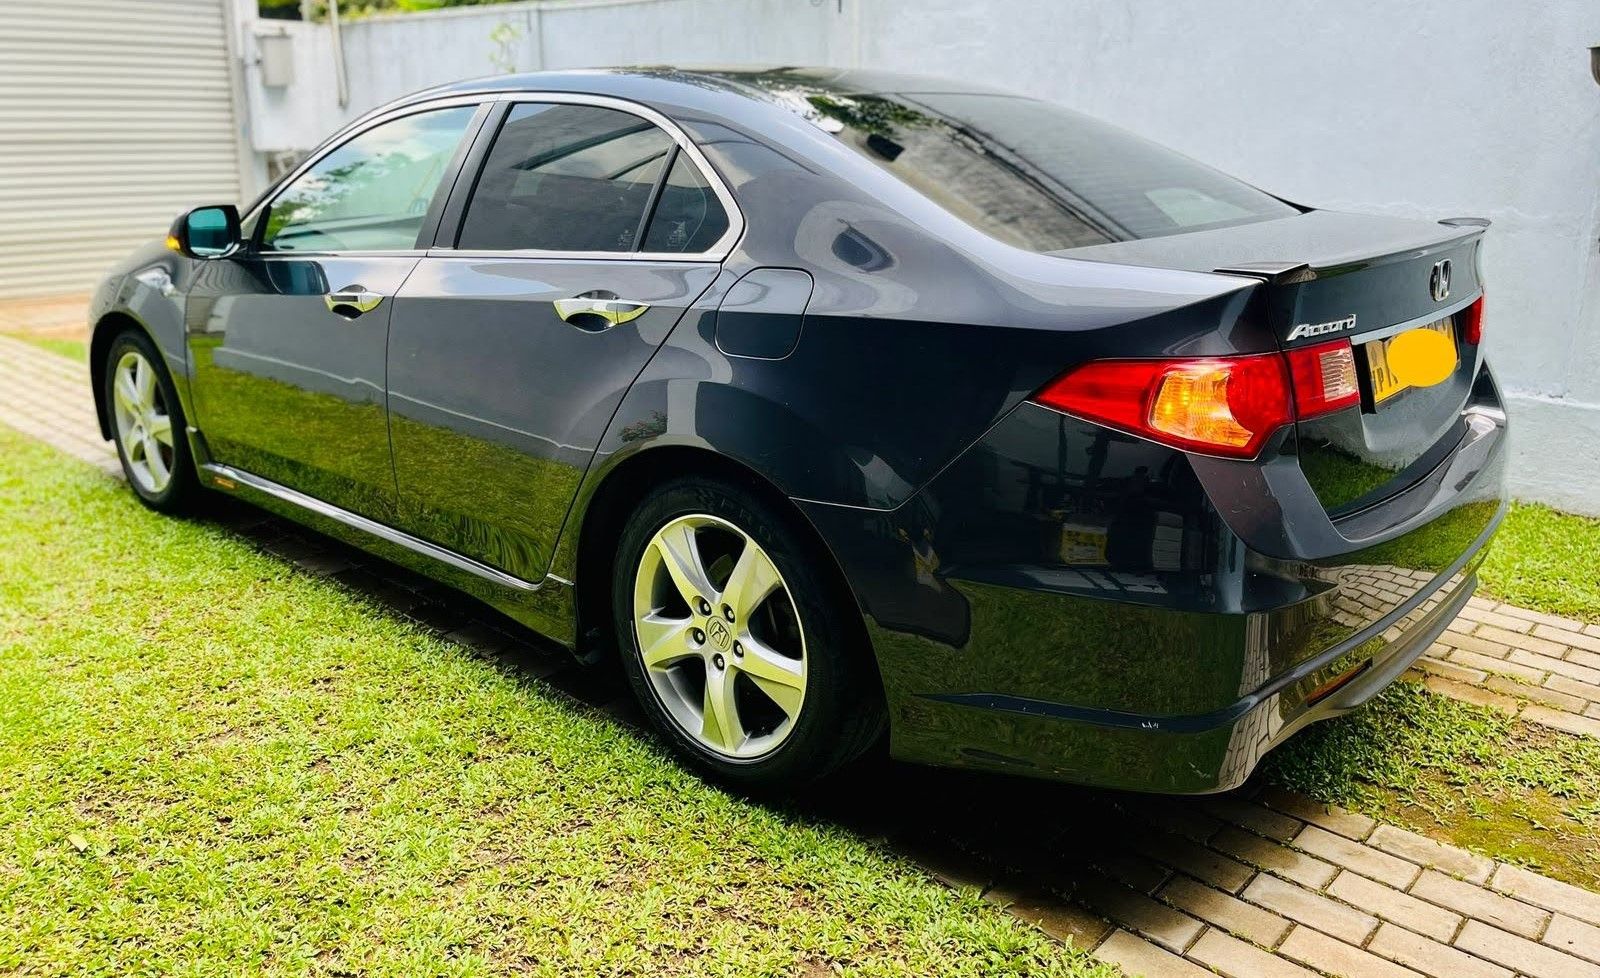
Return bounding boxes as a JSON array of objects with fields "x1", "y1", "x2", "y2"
[{"x1": 1064, "y1": 210, "x2": 1487, "y2": 516}]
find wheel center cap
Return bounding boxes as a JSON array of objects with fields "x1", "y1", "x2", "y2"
[{"x1": 706, "y1": 616, "x2": 733, "y2": 653}]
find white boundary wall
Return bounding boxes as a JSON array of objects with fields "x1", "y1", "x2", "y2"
[{"x1": 227, "y1": 0, "x2": 1600, "y2": 514}]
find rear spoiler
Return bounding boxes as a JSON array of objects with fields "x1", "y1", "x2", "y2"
[{"x1": 1213, "y1": 217, "x2": 1491, "y2": 285}]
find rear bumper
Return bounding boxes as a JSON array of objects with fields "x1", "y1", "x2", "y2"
[{"x1": 798, "y1": 371, "x2": 1509, "y2": 793}]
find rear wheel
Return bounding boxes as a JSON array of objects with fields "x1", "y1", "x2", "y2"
[
  {"x1": 612, "y1": 477, "x2": 882, "y2": 791},
  {"x1": 104, "y1": 330, "x2": 199, "y2": 512}
]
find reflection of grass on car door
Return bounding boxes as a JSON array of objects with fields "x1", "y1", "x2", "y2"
[{"x1": 0, "y1": 428, "x2": 1114, "y2": 978}]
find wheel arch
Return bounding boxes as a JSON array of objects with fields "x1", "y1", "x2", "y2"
[
  {"x1": 88, "y1": 310, "x2": 155, "y2": 440},
  {"x1": 569, "y1": 443, "x2": 880, "y2": 694}
]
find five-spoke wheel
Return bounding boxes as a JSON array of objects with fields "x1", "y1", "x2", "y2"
[
  {"x1": 613, "y1": 477, "x2": 884, "y2": 790},
  {"x1": 104, "y1": 330, "x2": 197, "y2": 512},
  {"x1": 633, "y1": 513, "x2": 807, "y2": 758}
]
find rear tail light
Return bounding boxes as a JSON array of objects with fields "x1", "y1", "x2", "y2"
[
  {"x1": 1462, "y1": 294, "x2": 1485, "y2": 346},
  {"x1": 1032, "y1": 339, "x2": 1359, "y2": 460}
]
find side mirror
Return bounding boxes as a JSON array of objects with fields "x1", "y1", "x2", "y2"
[{"x1": 167, "y1": 204, "x2": 241, "y2": 259}]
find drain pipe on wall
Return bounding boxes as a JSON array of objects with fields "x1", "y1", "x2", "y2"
[{"x1": 327, "y1": 0, "x2": 350, "y2": 108}]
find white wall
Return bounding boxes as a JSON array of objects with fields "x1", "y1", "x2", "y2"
[{"x1": 228, "y1": 0, "x2": 1600, "y2": 514}]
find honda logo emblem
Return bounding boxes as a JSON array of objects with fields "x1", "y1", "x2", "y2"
[{"x1": 1430, "y1": 260, "x2": 1452, "y2": 302}]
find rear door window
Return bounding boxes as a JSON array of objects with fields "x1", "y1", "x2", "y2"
[{"x1": 457, "y1": 103, "x2": 676, "y2": 253}]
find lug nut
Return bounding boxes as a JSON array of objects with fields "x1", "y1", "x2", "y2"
[
  {"x1": 712, "y1": 653, "x2": 725, "y2": 670},
  {"x1": 692, "y1": 628, "x2": 706, "y2": 645},
  {"x1": 723, "y1": 605, "x2": 735, "y2": 623},
  {"x1": 696, "y1": 598, "x2": 711, "y2": 615},
  {"x1": 732, "y1": 641, "x2": 743, "y2": 658}
]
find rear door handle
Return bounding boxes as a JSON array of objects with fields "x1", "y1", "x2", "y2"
[
  {"x1": 324, "y1": 286, "x2": 385, "y2": 317},
  {"x1": 553, "y1": 290, "x2": 650, "y2": 330}
]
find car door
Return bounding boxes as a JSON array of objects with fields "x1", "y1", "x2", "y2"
[
  {"x1": 186, "y1": 100, "x2": 486, "y2": 519},
  {"x1": 386, "y1": 97, "x2": 738, "y2": 582}
]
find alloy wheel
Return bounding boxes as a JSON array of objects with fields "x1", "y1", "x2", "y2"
[
  {"x1": 111, "y1": 350, "x2": 175, "y2": 495},
  {"x1": 631, "y1": 513, "x2": 808, "y2": 759}
]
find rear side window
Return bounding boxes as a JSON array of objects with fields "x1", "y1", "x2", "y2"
[
  {"x1": 642, "y1": 152, "x2": 730, "y2": 253},
  {"x1": 458, "y1": 103, "x2": 680, "y2": 252},
  {"x1": 806, "y1": 91, "x2": 1296, "y2": 251}
]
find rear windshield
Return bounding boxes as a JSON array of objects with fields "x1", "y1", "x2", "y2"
[{"x1": 809, "y1": 91, "x2": 1297, "y2": 251}]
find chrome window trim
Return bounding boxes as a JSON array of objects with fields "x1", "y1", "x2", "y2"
[
  {"x1": 246, "y1": 94, "x2": 493, "y2": 257},
  {"x1": 244, "y1": 90, "x2": 745, "y2": 263}
]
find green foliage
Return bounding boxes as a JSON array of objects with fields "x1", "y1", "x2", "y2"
[
  {"x1": 0, "y1": 428, "x2": 1110, "y2": 977},
  {"x1": 1480, "y1": 501, "x2": 1600, "y2": 623},
  {"x1": 290, "y1": 0, "x2": 530, "y2": 21}
]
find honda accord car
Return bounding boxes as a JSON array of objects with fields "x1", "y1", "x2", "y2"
[{"x1": 87, "y1": 67, "x2": 1506, "y2": 792}]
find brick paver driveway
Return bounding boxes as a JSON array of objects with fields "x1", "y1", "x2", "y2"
[{"x1": 3, "y1": 320, "x2": 1598, "y2": 978}]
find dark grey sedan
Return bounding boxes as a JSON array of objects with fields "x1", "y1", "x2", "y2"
[{"x1": 87, "y1": 67, "x2": 1505, "y2": 792}]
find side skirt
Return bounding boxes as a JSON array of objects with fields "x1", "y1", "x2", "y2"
[{"x1": 199, "y1": 462, "x2": 579, "y2": 647}]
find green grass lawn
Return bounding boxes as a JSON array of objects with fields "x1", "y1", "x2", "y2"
[
  {"x1": 0, "y1": 428, "x2": 1112, "y2": 978},
  {"x1": 1480, "y1": 502, "x2": 1600, "y2": 623},
  {"x1": 4, "y1": 332, "x2": 86, "y2": 361}
]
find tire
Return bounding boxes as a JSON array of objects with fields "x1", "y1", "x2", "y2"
[
  {"x1": 103, "y1": 329, "x2": 200, "y2": 513},
  {"x1": 611, "y1": 476, "x2": 884, "y2": 791}
]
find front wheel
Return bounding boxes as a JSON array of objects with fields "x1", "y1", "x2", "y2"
[
  {"x1": 612, "y1": 477, "x2": 883, "y2": 791},
  {"x1": 104, "y1": 329, "x2": 199, "y2": 512}
]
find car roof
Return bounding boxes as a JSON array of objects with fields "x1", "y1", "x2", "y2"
[{"x1": 371, "y1": 65, "x2": 1015, "y2": 127}]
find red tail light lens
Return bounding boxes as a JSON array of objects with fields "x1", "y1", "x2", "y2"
[
  {"x1": 1462, "y1": 295, "x2": 1485, "y2": 346},
  {"x1": 1286, "y1": 340, "x2": 1360, "y2": 416},
  {"x1": 1033, "y1": 341, "x2": 1361, "y2": 459},
  {"x1": 1033, "y1": 354, "x2": 1291, "y2": 458}
]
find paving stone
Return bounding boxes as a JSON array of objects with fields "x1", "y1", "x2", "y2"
[
  {"x1": 1477, "y1": 624, "x2": 1567, "y2": 656},
  {"x1": 1279, "y1": 927, "x2": 1426, "y2": 978},
  {"x1": 1542, "y1": 670, "x2": 1600, "y2": 702},
  {"x1": 1491, "y1": 864, "x2": 1600, "y2": 926},
  {"x1": 1066, "y1": 871, "x2": 1203, "y2": 952},
  {"x1": 1189, "y1": 928, "x2": 1316, "y2": 978},
  {"x1": 1242, "y1": 873, "x2": 1377, "y2": 945},
  {"x1": 1532, "y1": 623, "x2": 1600, "y2": 654},
  {"x1": 1421, "y1": 675, "x2": 1521, "y2": 714},
  {"x1": 1440, "y1": 630, "x2": 1515, "y2": 658},
  {"x1": 1483, "y1": 675, "x2": 1591, "y2": 712},
  {"x1": 1510, "y1": 649, "x2": 1600, "y2": 686},
  {"x1": 1328, "y1": 870, "x2": 1462, "y2": 942},
  {"x1": 1292, "y1": 825, "x2": 1419, "y2": 889},
  {"x1": 1545, "y1": 914, "x2": 1600, "y2": 965},
  {"x1": 1414, "y1": 655, "x2": 1489, "y2": 685},
  {"x1": 1455, "y1": 920, "x2": 1600, "y2": 978},
  {"x1": 1367, "y1": 922, "x2": 1509, "y2": 978},
  {"x1": 1133, "y1": 830, "x2": 1253, "y2": 894},
  {"x1": 984, "y1": 881, "x2": 1113, "y2": 947},
  {"x1": 1158, "y1": 875, "x2": 1291, "y2": 947},
  {"x1": 1211, "y1": 826, "x2": 1338, "y2": 891},
  {"x1": 1205, "y1": 793, "x2": 1304, "y2": 842},
  {"x1": 1570, "y1": 647, "x2": 1600, "y2": 670},
  {"x1": 1093, "y1": 929, "x2": 1212, "y2": 978},
  {"x1": 1459, "y1": 605, "x2": 1534, "y2": 632},
  {"x1": 1496, "y1": 605, "x2": 1590, "y2": 632},
  {"x1": 1520, "y1": 704, "x2": 1600, "y2": 739},
  {"x1": 1410, "y1": 870, "x2": 1549, "y2": 939},
  {"x1": 1258, "y1": 787, "x2": 1373, "y2": 841},
  {"x1": 1451, "y1": 649, "x2": 1549, "y2": 683},
  {"x1": 1368, "y1": 824, "x2": 1494, "y2": 883}
]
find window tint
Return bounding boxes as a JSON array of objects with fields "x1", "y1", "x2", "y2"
[
  {"x1": 457, "y1": 103, "x2": 676, "y2": 252},
  {"x1": 796, "y1": 90, "x2": 1296, "y2": 251},
  {"x1": 642, "y1": 151, "x2": 730, "y2": 253},
  {"x1": 262, "y1": 105, "x2": 476, "y2": 252}
]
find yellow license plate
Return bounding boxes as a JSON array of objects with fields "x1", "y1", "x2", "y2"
[{"x1": 1365, "y1": 318, "x2": 1457, "y2": 404}]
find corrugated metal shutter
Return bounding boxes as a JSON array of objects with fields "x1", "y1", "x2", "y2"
[{"x1": 0, "y1": 0, "x2": 241, "y2": 298}]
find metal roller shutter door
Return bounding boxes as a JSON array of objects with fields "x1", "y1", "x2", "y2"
[{"x1": 0, "y1": 0, "x2": 240, "y2": 298}]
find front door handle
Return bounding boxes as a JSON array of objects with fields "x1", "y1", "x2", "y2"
[
  {"x1": 553, "y1": 290, "x2": 650, "y2": 330},
  {"x1": 324, "y1": 286, "x2": 385, "y2": 317}
]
